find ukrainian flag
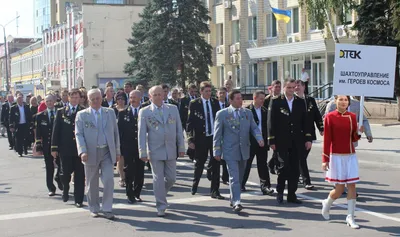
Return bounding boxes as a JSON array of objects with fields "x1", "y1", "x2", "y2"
[{"x1": 271, "y1": 7, "x2": 291, "y2": 23}]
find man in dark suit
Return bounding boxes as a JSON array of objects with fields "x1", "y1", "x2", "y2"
[
  {"x1": 55, "y1": 89, "x2": 69, "y2": 109},
  {"x1": 187, "y1": 81, "x2": 224, "y2": 199},
  {"x1": 212, "y1": 87, "x2": 229, "y2": 184},
  {"x1": 124, "y1": 81, "x2": 133, "y2": 102},
  {"x1": 51, "y1": 89, "x2": 85, "y2": 206},
  {"x1": 136, "y1": 84, "x2": 149, "y2": 104},
  {"x1": 264, "y1": 80, "x2": 281, "y2": 174},
  {"x1": 1, "y1": 94, "x2": 15, "y2": 150},
  {"x1": 9, "y1": 94, "x2": 32, "y2": 157},
  {"x1": 295, "y1": 80, "x2": 323, "y2": 190},
  {"x1": 101, "y1": 86, "x2": 115, "y2": 108},
  {"x1": 267, "y1": 79, "x2": 312, "y2": 204},
  {"x1": 242, "y1": 90, "x2": 273, "y2": 195},
  {"x1": 180, "y1": 84, "x2": 198, "y2": 161},
  {"x1": 118, "y1": 90, "x2": 144, "y2": 204},
  {"x1": 35, "y1": 94, "x2": 63, "y2": 196}
]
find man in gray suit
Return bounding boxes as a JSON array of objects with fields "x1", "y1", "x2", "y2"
[
  {"x1": 325, "y1": 96, "x2": 373, "y2": 143},
  {"x1": 213, "y1": 90, "x2": 264, "y2": 212},
  {"x1": 75, "y1": 89, "x2": 121, "y2": 220},
  {"x1": 138, "y1": 85, "x2": 185, "y2": 217}
]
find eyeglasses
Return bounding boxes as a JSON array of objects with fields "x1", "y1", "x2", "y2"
[{"x1": 116, "y1": 98, "x2": 124, "y2": 101}]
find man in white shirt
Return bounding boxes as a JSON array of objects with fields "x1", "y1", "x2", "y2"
[
  {"x1": 9, "y1": 93, "x2": 32, "y2": 157},
  {"x1": 301, "y1": 68, "x2": 310, "y2": 95}
]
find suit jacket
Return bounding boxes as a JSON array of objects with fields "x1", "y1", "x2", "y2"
[
  {"x1": 9, "y1": 103, "x2": 32, "y2": 129},
  {"x1": 247, "y1": 103, "x2": 268, "y2": 150},
  {"x1": 51, "y1": 105, "x2": 83, "y2": 156},
  {"x1": 300, "y1": 95, "x2": 324, "y2": 140},
  {"x1": 35, "y1": 110, "x2": 56, "y2": 155},
  {"x1": 186, "y1": 98, "x2": 219, "y2": 152},
  {"x1": 75, "y1": 107, "x2": 121, "y2": 165},
  {"x1": 101, "y1": 98, "x2": 115, "y2": 108},
  {"x1": 1, "y1": 102, "x2": 12, "y2": 126},
  {"x1": 263, "y1": 94, "x2": 274, "y2": 109},
  {"x1": 138, "y1": 103, "x2": 185, "y2": 160},
  {"x1": 213, "y1": 106, "x2": 263, "y2": 161},
  {"x1": 325, "y1": 98, "x2": 372, "y2": 145},
  {"x1": 118, "y1": 106, "x2": 141, "y2": 157},
  {"x1": 267, "y1": 94, "x2": 312, "y2": 151},
  {"x1": 180, "y1": 96, "x2": 197, "y2": 130}
]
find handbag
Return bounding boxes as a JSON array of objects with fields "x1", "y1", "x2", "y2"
[{"x1": 32, "y1": 143, "x2": 43, "y2": 157}]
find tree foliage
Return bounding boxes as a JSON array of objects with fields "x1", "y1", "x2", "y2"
[
  {"x1": 354, "y1": 0, "x2": 400, "y2": 96},
  {"x1": 124, "y1": 0, "x2": 213, "y2": 89}
]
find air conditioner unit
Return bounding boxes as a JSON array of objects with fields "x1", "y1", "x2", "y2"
[
  {"x1": 217, "y1": 46, "x2": 223, "y2": 54},
  {"x1": 287, "y1": 35, "x2": 297, "y2": 43},
  {"x1": 230, "y1": 45, "x2": 236, "y2": 54},
  {"x1": 224, "y1": 0, "x2": 232, "y2": 9},
  {"x1": 235, "y1": 42, "x2": 240, "y2": 51},
  {"x1": 336, "y1": 26, "x2": 347, "y2": 38},
  {"x1": 230, "y1": 55, "x2": 238, "y2": 64}
]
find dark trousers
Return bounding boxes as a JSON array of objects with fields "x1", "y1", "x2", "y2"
[
  {"x1": 305, "y1": 81, "x2": 309, "y2": 95},
  {"x1": 5, "y1": 125, "x2": 14, "y2": 148},
  {"x1": 242, "y1": 145, "x2": 271, "y2": 190},
  {"x1": 193, "y1": 136, "x2": 220, "y2": 194},
  {"x1": 44, "y1": 154, "x2": 61, "y2": 193},
  {"x1": 268, "y1": 150, "x2": 279, "y2": 173},
  {"x1": 124, "y1": 154, "x2": 145, "y2": 199},
  {"x1": 276, "y1": 141, "x2": 300, "y2": 199},
  {"x1": 15, "y1": 124, "x2": 29, "y2": 154},
  {"x1": 60, "y1": 154, "x2": 85, "y2": 203},
  {"x1": 299, "y1": 148, "x2": 312, "y2": 185},
  {"x1": 221, "y1": 160, "x2": 229, "y2": 182}
]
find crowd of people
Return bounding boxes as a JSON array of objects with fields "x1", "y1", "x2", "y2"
[{"x1": 0, "y1": 78, "x2": 373, "y2": 229}]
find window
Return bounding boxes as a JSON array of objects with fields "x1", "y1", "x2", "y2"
[
  {"x1": 266, "y1": 14, "x2": 277, "y2": 38},
  {"x1": 249, "y1": 64, "x2": 258, "y2": 86},
  {"x1": 218, "y1": 66, "x2": 225, "y2": 86},
  {"x1": 287, "y1": 8, "x2": 299, "y2": 34},
  {"x1": 266, "y1": 62, "x2": 278, "y2": 85},
  {"x1": 43, "y1": 7, "x2": 45, "y2": 15},
  {"x1": 232, "y1": 21, "x2": 240, "y2": 43},
  {"x1": 216, "y1": 24, "x2": 223, "y2": 46},
  {"x1": 248, "y1": 17, "x2": 257, "y2": 40}
]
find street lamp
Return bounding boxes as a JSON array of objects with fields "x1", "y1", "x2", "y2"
[{"x1": 1, "y1": 15, "x2": 20, "y2": 93}]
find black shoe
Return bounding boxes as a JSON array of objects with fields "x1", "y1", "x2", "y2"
[
  {"x1": 304, "y1": 184, "x2": 314, "y2": 190},
  {"x1": 211, "y1": 192, "x2": 225, "y2": 200},
  {"x1": 262, "y1": 187, "x2": 274, "y2": 196},
  {"x1": 206, "y1": 169, "x2": 212, "y2": 181},
  {"x1": 241, "y1": 186, "x2": 247, "y2": 192},
  {"x1": 127, "y1": 196, "x2": 136, "y2": 204},
  {"x1": 24, "y1": 150, "x2": 28, "y2": 155},
  {"x1": 18, "y1": 153, "x2": 23, "y2": 157},
  {"x1": 191, "y1": 184, "x2": 198, "y2": 195},
  {"x1": 287, "y1": 198, "x2": 302, "y2": 204},
  {"x1": 233, "y1": 204, "x2": 243, "y2": 213},
  {"x1": 75, "y1": 203, "x2": 83, "y2": 208},
  {"x1": 356, "y1": 192, "x2": 359, "y2": 197},
  {"x1": 48, "y1": 191, "x2": 56, "y2": 197},
  {"x1": 277, "y1": 193, "x2": 283, "y2": 204},
  {"x1": 62, "y1": 194, "x2": 69, "y2": 202},
  {"x1": 222, "y1": 181, "x2": 229, "y2": 185}
]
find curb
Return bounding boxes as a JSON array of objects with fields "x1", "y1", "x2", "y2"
[{"x1": 381, "y1": 122, "x2": 400, "y2": 127}]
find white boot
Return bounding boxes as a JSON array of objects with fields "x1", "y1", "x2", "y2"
[
  {"x1": 346, "y1": 199, "x2": 360, "y2": 229},
  {"x1": 321, "y1": 196, "x2": 335, "y2": 220}
]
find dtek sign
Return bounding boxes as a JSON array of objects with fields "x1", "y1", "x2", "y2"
[
  {"x1": 339, "y1": 49, "x2": 361, "y2": 59},
  {"x1": 333, "y1": 43, "x2": 397, "y2": 98}
]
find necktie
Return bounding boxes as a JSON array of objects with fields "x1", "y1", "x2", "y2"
[
  {"x1": 72, "y1": 107, "x2": 75, "y2": 113},
  {"x1": 50, "y1": 110, "x2": 55, "y2": 126},
  {"x1": 96, "y1": 110, "x2": 100, "y2": 126},
  {"x1": 235, "y1": 108, "x2": 240, "y2": 120},
  {"x1": 158, "y1": 106, "x2": 163, "y2": 117},
  {"x1": 134, "y1": 108, "x2": 138, "y2": 117},
  {"x1": 222, "y1": 103, "x2": 225, "y2": 109},
  {"x1": 206, "y1": 100, "x2": 212, "y2": 135}
]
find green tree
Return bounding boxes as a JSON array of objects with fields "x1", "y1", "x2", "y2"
[
  {"x1": 299, "y1": 0, "x2": 357, "y2": 42},
  {"x1": 354, "y1": 0, "x2": 400, "y2": 121},
  {"x1": 124, "y1": 0, "x2": 213, "y2": 90}
]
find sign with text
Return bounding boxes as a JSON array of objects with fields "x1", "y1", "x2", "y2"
[{"x1": 333, "y1": 44, "x2": 397, "y2": 98}]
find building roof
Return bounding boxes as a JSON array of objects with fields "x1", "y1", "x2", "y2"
[{"x1": 10, "y1": 40, "x2": 43, "y2": 57}]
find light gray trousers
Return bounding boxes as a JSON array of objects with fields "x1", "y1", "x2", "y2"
[
  {"x1": 84, "y1": 147, "x2": 114, "y2": 213},
  {"x1": 150, "y1": 159, "x2": 176, "y2": 211}
]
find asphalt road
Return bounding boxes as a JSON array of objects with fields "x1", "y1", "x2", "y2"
[{"x1": 0, "y1": 124, "x2": 399, "y2": 237}]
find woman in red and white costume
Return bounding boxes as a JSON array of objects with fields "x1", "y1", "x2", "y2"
[{"x1": 321, "y1": 95, "x2": 362, "y2": 229}]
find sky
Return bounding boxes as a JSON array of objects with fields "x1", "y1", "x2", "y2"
[{"x1": 0, "y1": 0, "x2": 34, "y2": 43}]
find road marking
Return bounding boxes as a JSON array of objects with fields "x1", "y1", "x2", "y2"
[{"x1": 0, "y1": 161, "x2": 399, "y2": 224}]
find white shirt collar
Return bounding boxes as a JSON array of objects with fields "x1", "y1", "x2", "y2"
[
  {"x1": 17, "y1": 103, "x2": 24, "y2": 108},
  {"x1": 285, "y1": 94, "x2": 294, "y2": 103},
  {"x1": 130, "y1": 105, "x2": 140, "y2": 110},
  {"x1": 201, "y1": 96, "x2": 210, "y2": 104},
  {"x1": 91, "y1": 107, "x2": 102, "y2": 114},
  {"x1": 151, "y1": 103, "x2": 163, "y2": 110}
]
